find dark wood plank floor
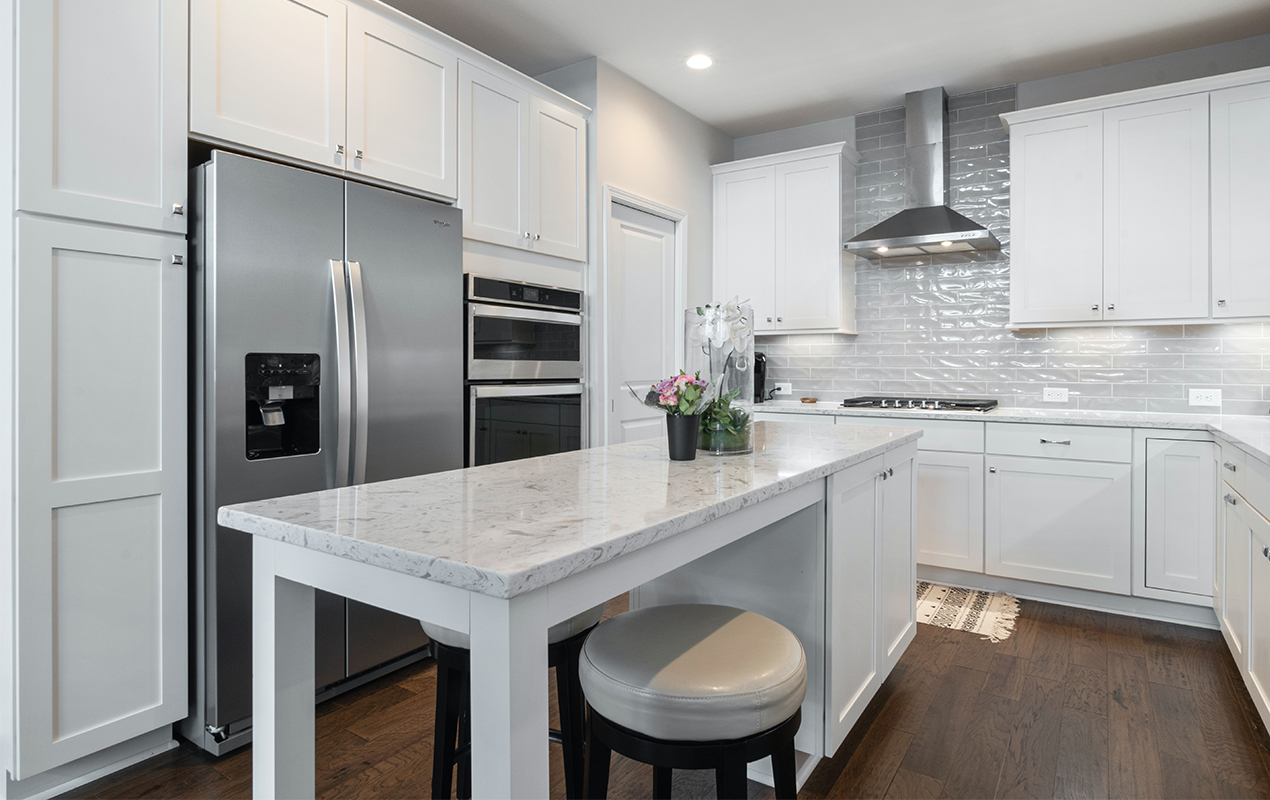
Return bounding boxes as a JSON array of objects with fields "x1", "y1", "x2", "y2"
[{"x1": 60, "y1": 598, "x2": 1270, "y2": 799}]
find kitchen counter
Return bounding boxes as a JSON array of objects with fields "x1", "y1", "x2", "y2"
[
  {"x1": 755, "y1": 400, "x2": 1218, "y2": 429},
  {"x1": 219, "y1": 421, "x2": 920, "y2": 599},
  {"x1": 1209, "y1": 416, "x2": 1270, "y2": 466}
]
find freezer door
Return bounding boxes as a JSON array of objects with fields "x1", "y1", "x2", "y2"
[{"x1": 197, "y1": 152, "x2": 349, "y2": 732}]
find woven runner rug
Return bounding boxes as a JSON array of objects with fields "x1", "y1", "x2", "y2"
[{"x1": 916, "y1": 581, "x2": 1019, "y2": 642}]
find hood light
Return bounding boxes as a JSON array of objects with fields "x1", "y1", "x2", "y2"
[
  {"x1": 686, "y1": 54, "x2": 713, "y2": 69},
  {"x1": 876, "y1": 246, "x2": 889, "y2": 253},
  {"x1": 940, "y1": 241, "x2": 953, "y2": 247}
]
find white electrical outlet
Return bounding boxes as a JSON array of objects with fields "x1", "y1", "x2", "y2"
[
  {"x1": 1189, "y1": 388, "x2": 1222, "y2": 407},
  {"x1": 774, "y1": 382, "x2": 793, "y2": 396},
  {"x1": 1042, "y1": 387, "x2": 1069, "y2": 403}
]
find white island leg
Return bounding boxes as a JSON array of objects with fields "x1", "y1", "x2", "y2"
[
  {"x1": 253, "y1": 537, "x2": 316, "y2": 800},
  {"x1": 468, "y1": 590, "x2": 551, "y2": 799}
]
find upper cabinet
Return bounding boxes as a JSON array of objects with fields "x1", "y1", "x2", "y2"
[
  {"x1": 459, "y1": 61, "x2": 587, "y2": 261},
  {"x1": 712, "y1": 144, "x2": 858, "y2": 334},
  {"x1": 1004, "y1": 66, "x2": 1270, "y2": 327},
  {"x1": 17, "y1": 0, "x2": 188, "y2": 233}
]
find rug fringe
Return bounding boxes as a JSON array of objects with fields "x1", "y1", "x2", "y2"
[{"x1": 980, "y1": 593, "x2": 1020, "y2": 643}]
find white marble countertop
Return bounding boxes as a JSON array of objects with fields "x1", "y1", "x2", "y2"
[
  {"x1": 1209, "y1": 417, "x2": 1270, "y2": 466},
  {"x1": 755, "y1": 400, "x2": 1218, "y2": 429},
  {"x1": 218, "y1": 421, "x2": 921, "y2": 599}
]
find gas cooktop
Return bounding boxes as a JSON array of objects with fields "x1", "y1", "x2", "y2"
[{"x1": 841, "y1": 396, "x2": 999, "y2": 412}]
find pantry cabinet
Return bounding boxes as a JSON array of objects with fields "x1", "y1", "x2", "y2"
[
  {"x1": 712, "y1": 143, "x2": 857, "y2": 334},
  {"x1": 17, "y1": 0, "x2": 188, "y2": 234},
  {"x1": 1211, "y1": 80, "x2": 1270, "y2": 319}
]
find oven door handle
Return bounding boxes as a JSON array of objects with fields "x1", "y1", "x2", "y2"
[
  {"x1": 470, "y1": 383, "x2": 585, "y2": 399},
  {"x1": 468, "y1": 302, "x2": 583, "y2": 326}
]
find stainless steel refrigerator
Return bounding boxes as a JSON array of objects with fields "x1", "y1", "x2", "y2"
[{"x1": 184, "y1": 151, "x2": 463, "y2": 754}]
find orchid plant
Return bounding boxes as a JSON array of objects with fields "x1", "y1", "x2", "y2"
[
  {"x1": 627, "y1": 371, "x2": 709, "y2": 416},
  {"x1": 690, "y1": 299, "x2": 754, "y2": 453}
]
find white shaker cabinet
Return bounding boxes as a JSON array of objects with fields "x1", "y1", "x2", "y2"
[
  {"x1": 914, "y1": 451, "x2": 985, "y2": 573},
  {"x1": 1102, "y1": 94, "x2": 1209, "y2": 322},
  {"x1": 529, "y1": 95, "x2": 587, "y2": 261},
  {"x1": 1143, "y1": 439, "x2": 1216, "y2": 596},
  {"x1": 1222, "y1": 490, "x2": 1252, "y2": 662},
  {"x1": 1248, "y1": 516, "x2": 1270, "y2": 722},
  {"x1": 1212, "y1": 80, "x2": 1270, "y2": 319},
  {"x1": 458, "y1": 62, "x2": 531, "y2": 250},
  {"x1": 345, "y1": 5, "x2": 457, "y2": 198},
  {"x1": 11, "y1": 218, "x2": 187, "y2": 778},
  {"x1": 774, "y1": 155, "x2": 844, "y2": 331},
  {"x1": 190, "y1": 0, "x2": 348, "y2": 172},
  {"x1": 16, "y1": 0, "x2": 187, "y2": 234},
  {"x1": 713, "y1": 167, "x2": 776, "y2": 329}
]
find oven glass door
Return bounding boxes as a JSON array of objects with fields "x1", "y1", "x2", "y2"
[
  {"x1": 470, "y1": 385, "x2": 584, "y2": 466},
  {"x1": 468, "y1": 302, "x2": 583, "y2": 380}
]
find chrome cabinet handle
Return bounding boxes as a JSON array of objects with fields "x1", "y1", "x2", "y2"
[
  {"x1": 1263, "y1": 545, "x2": 1269, "y2": 561},
  {"x1": 777, "y1": 316, "x2": 783, "y2": 322},
  {"x1": 534, "y1": 233, "x2": 540, "y2": 240},
  {"x1": 524, "y1": 231, "x2": 531, "y2": 238},
  {"x1": 888, "y1": 467, "x2": 894, "y2": 477},
  {"x1": 1226, "y1": 494, "x2": 1237, "y2": 505},
  {"x1": 172, "y1": 203, "x2": 184, "y2": 215},
  {"x1": 171, "y1": 254, "x2": 183, "y2": 265},
  {"x1": 1218, "y1": 300, "x2": 1228, "y2": 307},
  {"x1": 1224, "y1": 461, "x2": 1238, "y2": 472},
  {"x1": 880, "y1": 470, "x2": 888, "y2": 480},
  {"x1": 989, "y1": 466, "x2": 997, "y2": 473},
  {"x1": 1092, "y1": 304, "x2": 1099, "y2": 311},
  {"x1": 1040, "y1": 438, "x2": 1072, "y2": 445},
  {"x1": 355, "y1": 149, "x2": 364, "y2": 159},
  {"x1": 766, "y1": 317, "x2": 772, "y2": 323},
  {"x1": 337, "y1": 144, "x2": 345, "y2": 155},
  {"x1": 1107, "y1": 303, "x2": 1115, "y2": 311}
]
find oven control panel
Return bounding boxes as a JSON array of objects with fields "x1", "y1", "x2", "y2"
[{"x1": 468, "y1": 275, "x2": 581, "y2": 312}]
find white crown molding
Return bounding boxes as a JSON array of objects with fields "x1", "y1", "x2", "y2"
[{"x1": 710, "y1": 141, "x2": 856, "y2": 174}]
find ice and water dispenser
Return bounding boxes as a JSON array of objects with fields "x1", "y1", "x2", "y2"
[{"x1": 245, "y1": 353, "x2": 320, "y2": 459}]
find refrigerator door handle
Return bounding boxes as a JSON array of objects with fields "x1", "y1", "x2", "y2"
[
  {"x1": 348, "y1": 260, "x2": 370, "y2": 485},
  {"x1": 331, "y1": 260, "x2": 353, "y2": 487}
]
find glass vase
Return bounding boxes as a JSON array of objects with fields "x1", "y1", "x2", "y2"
[{"x1": 684, "y1": 302, "x2": 754, "y2": 455}]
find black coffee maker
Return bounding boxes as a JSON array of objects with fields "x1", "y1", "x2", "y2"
[{"x1": 754, "y1": 352, "x2": 767, "y2": 403}]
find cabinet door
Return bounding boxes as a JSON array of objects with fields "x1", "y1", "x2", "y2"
[
  {"x1": 1144, "y1": 439, "x2": 1216, "y2": 596},
  {"x1": 458, "y1": 61, "x2": 531, "y2": 249},
  {"x1": 189, "y1": 0, "x2": 347, "y2": 171},
  {"x1": 12, "y1": 219, "x2": 186, "y2": 778},
  {"x1": 17, "y1": 0, "x2": 187, "y2": 233},
  {"x1": 1102, "y1": 95, "x2": 1209, "y2": 321},
  {"x1": 1009, "y1": 112, "x2": 1104, "y2": 324},
  {"x1": 1212, "y1": 81, "x2": 1270, "y2": 318},
  {"x1": 775, "y1": 155, "x2": 841, "y2": 330},
  {"x1": 880, "y1": 452, "x2": 916, "y2": 671},
  {"x1": 915, "y1": 451, "x2": 985, "y2": 572},
  {"x1": 985, "y1": 455, "x2": 1131, "y2": 594},
  {"x1": 825, "y1": 456, "x2": 882, "y2": 754},
  {"x1": 346, "y1": 7, "x2": 457, "y2": 198},
  {"x1": 529, "y1": 95, "x2": 587, "y2": 261},
  {"x1": 1248, "y1": 516, "x2": 1270, "y2": 725},
  {"x1": 1223, "y1": 494, "x2": 1251, "y2": 663},
  {"x1": 714, "y1": 168, "x2": 776, "y2": 330}
]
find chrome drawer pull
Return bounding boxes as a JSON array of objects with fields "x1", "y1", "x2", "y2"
[
  {"x1": 1224, "y1": 461, "x2": 1238, "y2": 472},
  {"x1": 1226, "y1": 494, "x2": 1237, "y2": 505},
  {"x1": 1040, "y1": 438, "x2": 1072, "y2": 445},
  {"x1": 1263, "y1": 545, "x2": 1269, "y2": 561}
]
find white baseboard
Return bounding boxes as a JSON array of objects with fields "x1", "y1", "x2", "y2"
[
  {"x1": 918, "y1": 565, "x2": 1220, "y2": 629},
  {"x1": 3, "y1": 727, "x2": 176, "y2": 800}
]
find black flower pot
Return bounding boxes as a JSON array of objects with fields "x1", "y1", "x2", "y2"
[{"x1": 666, "y1": 414, "x2": 701, "y2": 461}]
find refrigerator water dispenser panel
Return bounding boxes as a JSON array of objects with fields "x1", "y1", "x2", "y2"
[{"x1": 245, "y1": 353, "x2": 320, "y2": 459}]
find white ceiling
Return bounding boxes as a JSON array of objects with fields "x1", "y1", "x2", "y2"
[{"x1": 383, "y1": 0, "x2": 1270, "y2": 138}]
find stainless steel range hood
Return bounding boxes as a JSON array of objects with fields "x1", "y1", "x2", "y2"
[{"x1": 845, "y1": 87, "x2": 1001, "y2": 259}]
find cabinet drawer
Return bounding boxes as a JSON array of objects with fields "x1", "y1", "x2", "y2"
[
  {"x1": 1221, "y1": 438, "x2": 1247, "y2": 497},
  {"x1": 834, "y1": 416, "x2": 983, "y2": 453},
  {"x1": 986, "y1": 422, "x2": 1131, "y2": 463}
]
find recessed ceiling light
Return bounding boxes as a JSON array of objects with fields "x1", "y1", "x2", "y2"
[{"x1": 686, "y1": 54, "x2": 713, "y2": 70}]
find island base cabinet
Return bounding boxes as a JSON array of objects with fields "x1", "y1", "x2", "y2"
[
  {"x1": 985, "y1": 456, "x2": 1132, "y2": 595},
  {"x1": 1249, "y1": 516, "x2": 1270, "y2": 724}
]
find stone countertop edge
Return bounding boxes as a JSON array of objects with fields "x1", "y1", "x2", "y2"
[
  {"x1": 755, "y1": 401, "x2": 1220, "y2": 430},
  {"x1": 217, "y1": 426, "x2": 923, "y2": 600},
  {"x1": 1208, "y1": 418, "x2": 1270, "y2": 467}
]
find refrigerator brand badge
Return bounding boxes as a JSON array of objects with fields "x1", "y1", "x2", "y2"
[{"x1": 433, "y1": 219, "x2": 450, "y2": 227}]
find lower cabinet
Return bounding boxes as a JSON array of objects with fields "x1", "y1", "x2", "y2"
[
  {"x1": 1222, "y1": 490, "x2": 1251, "y2": 660},
  {"x1": 914, "y1": 451, "x2": 984, "y2": 572},
  {"x1": 985, "y1": 455, "x2": 1132, "y2": 594},
  {"x1": 1144, "y1": 439, "x2": 1216, "y2": 596},
  {"x1": 1248, "y1": 515, "x2": 1270, "y2": 721}
]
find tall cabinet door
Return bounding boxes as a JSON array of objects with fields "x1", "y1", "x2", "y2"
[
  {"x1": 1212, "y1": 80, "x2": 1270, "y2": 319},
  {"x1": 16, "y1": 0, "x2": 187, "y2": 233},
  {"x1": 713, "y1": 168, "x2": 776, "y2": 330},
  {"x1": 346, "y1": 6, "x2": 457, "y2": 199},
  {"x1": 1009, "y1": 112, "x2": 1104, "y2": 324},
  {"x1": 1102, "y1": 94, "x2": 1209, "y2": 322},
  {"x1": 915, "y1": 451, "x2": 985, "y2": 572},
  {"x1": 1247, "y1": 515, "x2": 1270, "y2": 723},
  {"x1": 528, "y1": 95, "x2": 587, "y2": 261},
  {"x1": 1144, "y1": 439, "x2": 1216, "y2": 596},
  {"x1": 189, "y1": 0, "x2": 347, "y2": 171},
  {"x1": 458, "y1": 61, "x2": 531, "y2": 250},
  {"x1": 12, "y1": 218, "x2": 186, "y2": 778},
  {"x1": 1222, "y1": 494, "x2": 1251, "y2": 663},
  {"x1": 774, "y1": 155, "x2": 841, "y2": 330},
  {"x1": 880, "y1": 452, "x2": 916, "y2": 672}
]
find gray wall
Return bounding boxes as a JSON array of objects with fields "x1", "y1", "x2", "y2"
[
  {"x1": 733, "y1": 115, "x2": 855, "y2": 160},
  {"x1": 761, "y1": 86, "x2": 1270, "y2": 416}
]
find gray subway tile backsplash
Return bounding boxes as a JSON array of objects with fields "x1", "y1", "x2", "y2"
[{"x1": 756, "y1": 84, "x2": 1270, "y2": 415}]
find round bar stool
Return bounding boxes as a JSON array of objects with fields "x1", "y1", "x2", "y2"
[
  {"x1": 578, "y1": 604, "x2": 807, "y2": 800},
  {"x1": 424, "y1": 603, "x2": 605, "y2": 800}
]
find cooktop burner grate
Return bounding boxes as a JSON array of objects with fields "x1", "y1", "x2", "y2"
[{"x1": 841, "y1": 396, "x2": 999, "y2": 412}]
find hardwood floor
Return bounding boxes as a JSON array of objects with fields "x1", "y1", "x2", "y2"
[{"x1": 60, "y1": 598, "x2": 1270, "y2": 799}]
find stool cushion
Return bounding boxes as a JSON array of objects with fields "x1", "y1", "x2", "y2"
[
  {"x1": 578, "y1": 604, "x2": 806, "y2": 742},
  {"x1": 421, "y1": 602, "x2": 605, "y2": 650}
]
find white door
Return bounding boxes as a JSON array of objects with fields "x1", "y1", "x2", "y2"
[
  {"x1": 607, "y1": 203, "x2": 677, "y2": 444},
  {"x1": 12, "y1": 218, "x2": 186, "y2": 778},
  {"x1": 189, "y1": 0, "x2": 347, "y2": 171},
  {"x1": 1144, "y1": 439, "x2": 1216, "y2": 596},
  {"x1": 915, "y1": 451, "x2": 985, "y2": 572},
  {"x1": 825, "y1": 455, "x2": 882, "y2": 754},
  {"x1": 774, "y1": 155, "x2": 842, "y2": 331},
  {"x1": 1102, "y1": 94, "x2": 1209, "y2": 321},
  {"x1": 1212, "y1": 80, "x2": 1270, "y2": 319},
  {"x1": 1009, "y1": 112, "x2": 1104, "y2": 324},
  {"x1": 713, "y1": 168, "x2": 776, "y2": 330},
  {"x1": 458, "y1": 61, "x2": 530, "y2": 250},
  {"x1": 529, "y1": 96, "x2": 587, "y2": 261},
  {"x1": 17, "y1": 0, "x2": 187, "y2": 233},
  {"x1": 985, "y1": 455, "x2": 1132, "y2": 594},
  {"x1": 880, "y1": 452, "x2": 917, "y2": 671},
  {"x1": 1223, "y1": 494, "x2": 1251, "y2": 662},
  {"x1": 1247, "y1": 516, "x2": 1270, "y2": 722},
  {"x1": 346, "y1": 6, "x2": 457, "y2": 198}
]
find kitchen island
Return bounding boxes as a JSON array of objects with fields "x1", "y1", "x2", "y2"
[{"x1": 219, "y1": 421, "x2": 921, "y2": 798}]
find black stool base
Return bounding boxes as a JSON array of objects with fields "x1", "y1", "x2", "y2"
[{"x1": 584, "y1": 707, "x2": 801, "y2": 800}]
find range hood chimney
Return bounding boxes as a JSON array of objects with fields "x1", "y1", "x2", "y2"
[{"x1": 845, "y1": 87, "x2": 1001, "y2": 259}]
